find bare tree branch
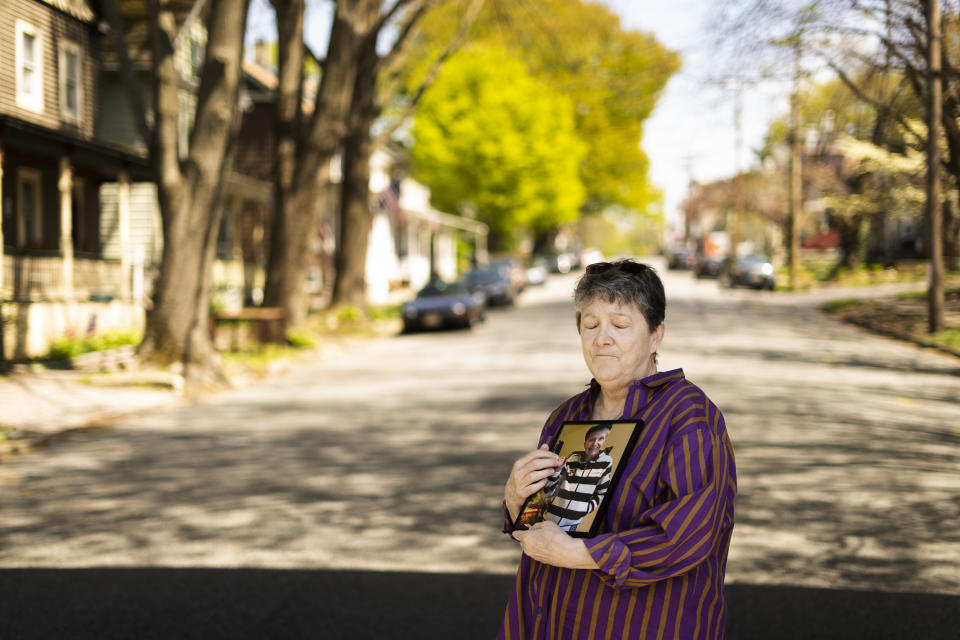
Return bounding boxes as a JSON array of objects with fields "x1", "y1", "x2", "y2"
[
  {"x1": 374, "y1": 0, "x2": 484, "y2": 150},
  {"x1": 375, "y1": 2, "x2": 430, "y2": 76},
  {"x1": 825, "y1": 54, "x2": 925, "y2": 142},
  {"x1": 373, "y1": 0, "x2": 419, "y2": 37}
]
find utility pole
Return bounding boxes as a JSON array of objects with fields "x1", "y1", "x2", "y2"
[
  {"x1": 788, "y1": 38, "x2": 803, "y2": 290},
  {"x1": 732, "y1": 79, "x2": 745, "y2": 267},
  {"x1": 927, "y1": 0, "x2": 945, "y2": 333}
]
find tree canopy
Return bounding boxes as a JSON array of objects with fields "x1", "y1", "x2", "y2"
[
  {"x1": 411, "y1": 45, "x2": 585, "y2": 249},
  {"x1": 404, "y1": 0, "x2": 678, "y2": 246}
]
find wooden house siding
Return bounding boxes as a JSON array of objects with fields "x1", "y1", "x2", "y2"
[{"x1": 0, "y1": 0, "x2": 98, "y2": 140}]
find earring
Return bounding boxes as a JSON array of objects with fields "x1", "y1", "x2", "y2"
[{"x1": 652, "y1": 352, "x2": 659, "y2": 369}]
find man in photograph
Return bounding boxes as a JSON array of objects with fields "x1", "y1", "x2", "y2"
[{"x1": 544, "y1": 424, "x2": 614, "y2": 532}]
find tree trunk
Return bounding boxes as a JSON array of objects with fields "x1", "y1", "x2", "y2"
[
  {"x1": 262, "y1": 0, "x2": 376, "y2": 327},
  {"x1": 331, "y1": 11, "x2": 380, "y2": 310},
  {"x1": 332, "y1": 125, "x2": 374, "y2": 309},
  {"x1": 139, "y1": 0, "x2": 249, "y2": 387},
  {"x1": 946, "y1": 194, "x2": 960, "y2": 271},
  {"x1": 263, "y1": 0, "x2": 309, "y2": 326},
  {"x1": 831, "y1": 212, "x2": 866, "y2": 270},
  {"x1": 788, "y1": 39, "x2": 803, "y2": 290},
  {"x1": 927, "y1": 0, "x2": 945, "y2": 333}
]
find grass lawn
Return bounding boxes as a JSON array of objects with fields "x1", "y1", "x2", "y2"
[{"x1": 822, "y1": 286, "x2": 960, "y2": 357}]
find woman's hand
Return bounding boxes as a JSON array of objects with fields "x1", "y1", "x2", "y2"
[
  {"x1": 504, "y1": 445, "x2": 564, "y2": 520},
  {"x1": 512, "y1": 521, "x2": 600, "y2": 569}
]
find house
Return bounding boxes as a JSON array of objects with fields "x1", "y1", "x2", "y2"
[
  {"x1": 358, "y1": 147, "x2": 489, "y2": 306},
  {"x1": 0, "y1": 0, "x2": 275, "y2": 359},
  {"x1": 1, "y1": 0, "x2": 152, "y2": 360}
]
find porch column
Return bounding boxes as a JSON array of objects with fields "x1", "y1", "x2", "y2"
[
  {"x1": 118, "y1": 170, "x2": 131, "y2": 300},
  {"x1": 0, "y1": 149, "x2": 5, "y2": 296},
  {"x1": 58, "y1": 157, "x2": 74, "y2": 300}
]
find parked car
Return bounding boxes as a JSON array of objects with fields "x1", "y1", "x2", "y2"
[
  {"x1": 667, "y1": 247, "x2": 697, "y2": 270},
  {"x1": 721, "y1": 255, "x2": 776, "y2": 290},
  {"x1": 694, "y1": 254, "x2": 726, "y2": 278},
  {"x1": 401, "y1": 280, "x2": 484, "y2": 332},
  {"x1": 464, "y1": 264, "x2": 517, "y2": 306}
]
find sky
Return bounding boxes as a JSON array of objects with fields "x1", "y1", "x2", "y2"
[
  {"x1": 243, "y1": 0, "x2": 793, "y2": 234},
  {"x1": 601, "y1": 0, "x2": 791, "y2": 234}
]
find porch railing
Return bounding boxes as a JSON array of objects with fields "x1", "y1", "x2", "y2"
[{"x1": 0, "y1": 252, "x2": 143, "y2": 302}]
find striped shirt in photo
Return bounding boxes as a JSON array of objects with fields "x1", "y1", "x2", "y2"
[{"x1": 544, "y1": 450, "x2": 612, "y2": 531}]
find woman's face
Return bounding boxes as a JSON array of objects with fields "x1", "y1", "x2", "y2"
[{"x1": 578, "y1": 298, "x2": 664, "y2": 390}]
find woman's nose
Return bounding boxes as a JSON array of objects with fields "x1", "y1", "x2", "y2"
[{"x1": 597, "y1": 324, "x2": 614, "y2": 345}]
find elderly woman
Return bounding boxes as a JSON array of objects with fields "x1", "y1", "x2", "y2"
[{"x1": 500, "y1": 260, "x2": 737, "y2": 639}]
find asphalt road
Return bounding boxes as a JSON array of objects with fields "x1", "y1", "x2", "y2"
[{"x1": 1, "y1": 259, "x2": 958, "y2": 638}]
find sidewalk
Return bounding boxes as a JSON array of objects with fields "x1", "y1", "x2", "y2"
[{"x1": 0, "y1": 365, "x2": 186, "y2": 459}]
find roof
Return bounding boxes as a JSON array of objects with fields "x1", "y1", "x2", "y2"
[
  {"x1": 242, "y1": 60, "x2": 277, "y2": 91},
  {"x1": 39, "y1": 0, "x2": 95, "y2": 22},
  {"x1": 241, "y1": 59, "x2": 316, "y2": 113}
]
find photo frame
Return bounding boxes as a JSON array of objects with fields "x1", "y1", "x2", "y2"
[{"x1": 512, "y1": 419, "x2": 644, "y2": 538}]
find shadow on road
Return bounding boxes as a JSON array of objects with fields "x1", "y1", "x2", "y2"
[{"x1": 0, "y1": 568, "x2": 957, "y2": 639}]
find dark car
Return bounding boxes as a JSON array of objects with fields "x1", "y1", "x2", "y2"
[
  {"x1": 694, "y1": 254, "x2": 725, "y2": 279},
  {"x1": 464, "y1": 264, "x2": 516, "y2": 306},
  {"x1": 666, "y1": 248, "x2": 696, "y2": 270},
  {"x1": 401, "y1": 280, "x2": 484, "y2": 332},
  {"x1": 721, "y1": 255, "x2": 776, "y2": 290}
]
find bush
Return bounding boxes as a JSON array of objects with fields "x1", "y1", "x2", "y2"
[
  {"x1": 47, "y1": 330, "x2": 142, "y2": 361},
  {"x1": 368, "y1": 303, "x2": 402, "y2": 321},
  {"x1": 286, "y1": 329, "x2": 317, "y2": 348},
  {"x1": 336, "y1": 305, "x2": 363, "y2": 324}
]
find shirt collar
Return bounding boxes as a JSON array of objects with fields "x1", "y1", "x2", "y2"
[{"x1": 588, "y1": 368, "x2": 685, "y2": 393}]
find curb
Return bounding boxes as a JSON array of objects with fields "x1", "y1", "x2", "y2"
[{"x1": 838, "y1": 315, "x2": 960, "y2": 360}]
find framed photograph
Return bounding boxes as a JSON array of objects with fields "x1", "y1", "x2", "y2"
[{"x1": 513, "y1": 419, "x2": 644, "y2": 538}]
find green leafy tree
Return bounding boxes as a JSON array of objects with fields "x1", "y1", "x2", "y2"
[
  {"x1": 405, "y1": 0, "x2": 678, "y2": 246},
  {"x1": 412, "y1": 45, "x2": 585, "y2": 250}
]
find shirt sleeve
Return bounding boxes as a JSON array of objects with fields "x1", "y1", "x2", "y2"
[{"x1": 584, "y1": 405, "x2": 736, "y2": 590}]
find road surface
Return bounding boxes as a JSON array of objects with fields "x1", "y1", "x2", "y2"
[{"x1": 1, "y1": 259, "x2": 958, "y2": 638}]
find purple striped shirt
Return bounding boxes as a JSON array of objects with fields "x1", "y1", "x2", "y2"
[{"x1": 499, "y1": 369, "x2": 737, "y2": 640}]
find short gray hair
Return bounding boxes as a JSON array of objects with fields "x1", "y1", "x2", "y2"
[{"x1": 573, "y1": 260, "x2": 665, "y2": 332}]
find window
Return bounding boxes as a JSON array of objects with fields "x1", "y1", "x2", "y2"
[
  {"x1": 17, "y1": 169, "x2": 43, "y2": 249},
  {"x1": 16, "y1": 21, "x2": 44, "y2": 113},
  {"x1": 59, "y1": 41, "x2": 82, "y2": 122}
]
